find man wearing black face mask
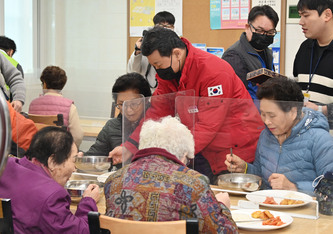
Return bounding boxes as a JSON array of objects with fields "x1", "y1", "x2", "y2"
[
  {"x1": 222, "y1": 5, "x2": 279, "y2": 100},
  {"x1": 109, "y1": 26, "x2": 264, "y2": 184}
]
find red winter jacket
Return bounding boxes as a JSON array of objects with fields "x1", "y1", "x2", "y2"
[{"x1": 125, "y1": 37, "x2": 264, "y2": 174}]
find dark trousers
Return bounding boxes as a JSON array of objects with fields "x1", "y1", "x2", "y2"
[{"x1": 194, "y1": 153, "x2": 229, "y2": 185}]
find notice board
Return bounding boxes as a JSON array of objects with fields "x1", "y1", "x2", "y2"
[{"x1": 127, "y1": 0, "x2": 286, "y2": 74}]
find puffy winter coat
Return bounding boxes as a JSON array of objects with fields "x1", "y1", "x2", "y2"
[{"x1": 248, "y1": 108, "x2": 333, "y2": 195}]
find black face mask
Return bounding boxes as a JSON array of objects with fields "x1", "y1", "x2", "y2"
[
  {"x1": 249, "y1": 32, "x2": 274, "y2": 51},
  {"x1": 155, "y1": 55, "x2": 181, "y2": 80}
]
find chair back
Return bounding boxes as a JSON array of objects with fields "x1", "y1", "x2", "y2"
[
  {"x1": 28, "y1": 114, "x2": 65, "y2": 130},
  {"x1": 0, "y1": 199, "x2": 14, "y2": 234},
  {"x1": 88, "y1": 212, "x2": 198, "y2": 234}
]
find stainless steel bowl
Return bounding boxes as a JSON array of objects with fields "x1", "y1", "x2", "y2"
[
  {"x1": 75, "y1": 156, "x2": 111, "y2": 174},
  {"x1": 217, "y1": 173, "x2": 262, "y2": 192},
  {"x1": 65, "y1": 180, "x2": 104, "y2": 197}
]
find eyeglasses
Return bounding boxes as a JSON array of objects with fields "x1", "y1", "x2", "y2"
[
  {"x1": 115, "y1": 99, "x2": 143, "y2": 110},
  {"x1": 249, "y1": 23, "x2": 277, "y2": 36},
  {"x1": 155, "y1": 23, "x2": 174, "y2": 29}
]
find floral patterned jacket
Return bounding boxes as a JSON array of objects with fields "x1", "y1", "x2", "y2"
[{"x1": 104, "y1": 147, "x2": 238, "y2": 234}]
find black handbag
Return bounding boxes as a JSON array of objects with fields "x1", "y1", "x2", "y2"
[{"x1": 313, "y1": 172, "x2": 333, "y2": 215}]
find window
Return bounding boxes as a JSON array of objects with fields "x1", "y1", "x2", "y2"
[{"x1": 3, "y1": 0, "x2": 37, "y2": 76}]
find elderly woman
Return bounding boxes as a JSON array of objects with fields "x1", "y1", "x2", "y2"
[
  {"x1": 0, "y1": 127, "x2": 100, "y2": 233},
  {"x1": 225, "y1": 78, "x2": 333, "y2": 194},
  {"x1": 104, "y1": 116, "x2": 237, "y2": 234},
  {"x1": 29, "y1": 66, "x2": 84, "y2": 147},
  {"x1": 80, "y1": 72, "x2": 151, "y2": 157}
]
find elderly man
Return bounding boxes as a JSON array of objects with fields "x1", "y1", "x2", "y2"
[
  {"x1": 222, "y1": 5, "x2": 279, "y2": 100},
  {"x1": 105, "y1": 116, "x2": 237, "y2": 233}
]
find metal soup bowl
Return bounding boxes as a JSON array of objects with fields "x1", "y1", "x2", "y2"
[
  {"x1": 75, "y1": 156, "x2": 111, "y2": 174},
  {"x1": 217, "y1": 173, "x2": 262, "y2": 192},
  {"x1": 65, "y1": 180, "x2": 104, "y2": 197}
]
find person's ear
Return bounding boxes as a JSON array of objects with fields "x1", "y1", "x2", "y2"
[
  {"x1": 290, "y1": 107, "x2": 298, "y2": 120},
  {"x1": 245, "y1": 23, "x2": 252, "y2": 41},
  {"x1": 47, "y1": 154, "x2": 56, "y2": 172},
  {"x1": 173, "y1": 48, "x2": 182, "y2": 60},
  {"x1": 7, "y1": 49, "x2": 14, "y2": 57},
  {"x1": 323, "y1": 8, "x2": 333, "y2": 21},
  {"x1": 181, "y1": 152, "x2": 190, "y2": 164}
]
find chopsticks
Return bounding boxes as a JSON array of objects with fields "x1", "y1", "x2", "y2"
[
  {"x1": 211, "y1": 187, "x2": 249, "y2": 195},
  {"x1": 230, "y1": 147, "x2": 233, "y2": 174},
  {"x1": 72, "y1": 172, "x2": 98, "y2": 177},
  {"x1": 235, "y1": 219, "x2": 263, "y2": 223}
]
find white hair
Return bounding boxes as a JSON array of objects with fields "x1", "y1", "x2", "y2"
[{"x1": 139, "y1": 116, "x2": 194, "y2": 160}]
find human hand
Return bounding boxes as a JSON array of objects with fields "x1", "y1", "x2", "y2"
[
  {"x1": 225, "y1": 153, "x2": 246, "y2": 173},
  {"x1": 109, "y1": 146, "x2": 133, "y2": 164},
  {"x1": 134, "y1": 38, "x2": 143, "y2": 55},
  {"x1": 304, "y1": 101, "x2": 318, "y2": 111},
  {"x1": 268, "y1": 173, "x2": 297, "y2": 191},
  {"x1": 11, "y1": 100, "x2": 23, "y2": 112},
  {"x1": 83, "y1": 184, "x2": 100, "y2": 203},
  {"x1": 77, "y1": 152, "x2": 84, "y2": 157},
  {"x1": 215, "y1": 192, "x2": 230, "y2": 209}
]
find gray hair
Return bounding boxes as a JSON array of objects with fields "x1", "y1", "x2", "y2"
[{"x1": 139, "y1": 116, "x2": 194, "y2": 160}]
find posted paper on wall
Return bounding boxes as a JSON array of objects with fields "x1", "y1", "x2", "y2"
[
  {"x1": 130, "y1": 0, "x2": 183, "y2": 37},
  {"x1": 210, "y1": 0, "x2": 250, "y2": 30}
]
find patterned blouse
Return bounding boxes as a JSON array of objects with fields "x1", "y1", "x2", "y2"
[{"x1": 104, "y1": 147, "x2": 238, "y2": 234}]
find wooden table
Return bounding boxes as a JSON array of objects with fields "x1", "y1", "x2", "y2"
[
  {"x1": 70, "y1": 184, "x2": 333, "y2": 233},
  {"x1": 210, "y1": 185, "x2": 333, "y2": 234},
  {"x1": 80, "y1": 118, "x2": 108, "y2": 138},
  {"x1": 70, "y1": 195, "x2": 106, "y2": 214},
  {"x1": 69, "y1": 173, "x2": 106, "y2": 214},
  {"x1": 227, "y1": 194, "x2": 333, "y2": 234}
]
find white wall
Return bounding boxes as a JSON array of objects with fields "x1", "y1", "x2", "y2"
[
  {"x1": 284, "y1": 23, "x2": 306, "y2": 78},
  {"x1": 24, "y1": 0, "x2": 128, "y2": 118}
]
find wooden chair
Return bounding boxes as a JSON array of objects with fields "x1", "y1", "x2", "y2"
[
  {"x1": 28, "y1": 113, "x2": 65, "y2": 130},
  {"x1": 88, "y1": 212, "x2": 199, "y2": 234},
  {"x1": 0, "y1": 199, "x2": 14, "y2": 234}
]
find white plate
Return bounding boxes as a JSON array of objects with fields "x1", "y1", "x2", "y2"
[
  {"x1": 97, "y1": 171, "x2": 116, "y2": 183},
  {"x1": 231, "y1": 209, "x2": 293, "y2": 231},
  {"x1": 246, "y1": 190, "x2": 313, "y2": 208}
]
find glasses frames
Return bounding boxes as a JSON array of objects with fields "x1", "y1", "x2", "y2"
[
  {"x1": 249, "y1": 23, "x2": 277, "y2": 36},
  {"x1": 155, "y1": 23, "x2": 174, "y2": 29},
  {"x1": 115, "y1": 99, "x2": 143, "y2": 110}
]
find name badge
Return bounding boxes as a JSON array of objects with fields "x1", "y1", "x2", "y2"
[{"x1": 303, "y1": 92, "x2": 310, "y2": 104}]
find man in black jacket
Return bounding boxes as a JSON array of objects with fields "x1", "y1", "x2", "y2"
[{"x1": 222, "y1": 5, "x2": 279, "y2": 100}]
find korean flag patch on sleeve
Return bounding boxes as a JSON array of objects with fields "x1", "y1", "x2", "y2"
[{"x1": 208, "y1": 85, "x2": 223, "y2": 96}]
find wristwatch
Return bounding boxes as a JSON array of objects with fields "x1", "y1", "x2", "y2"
[
  {"x1": 318, "y1": 105, "x2": 323, "y2": 113},
  {"x1": 135, "y1": 44, "x2": 141, "y2": 52}
]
